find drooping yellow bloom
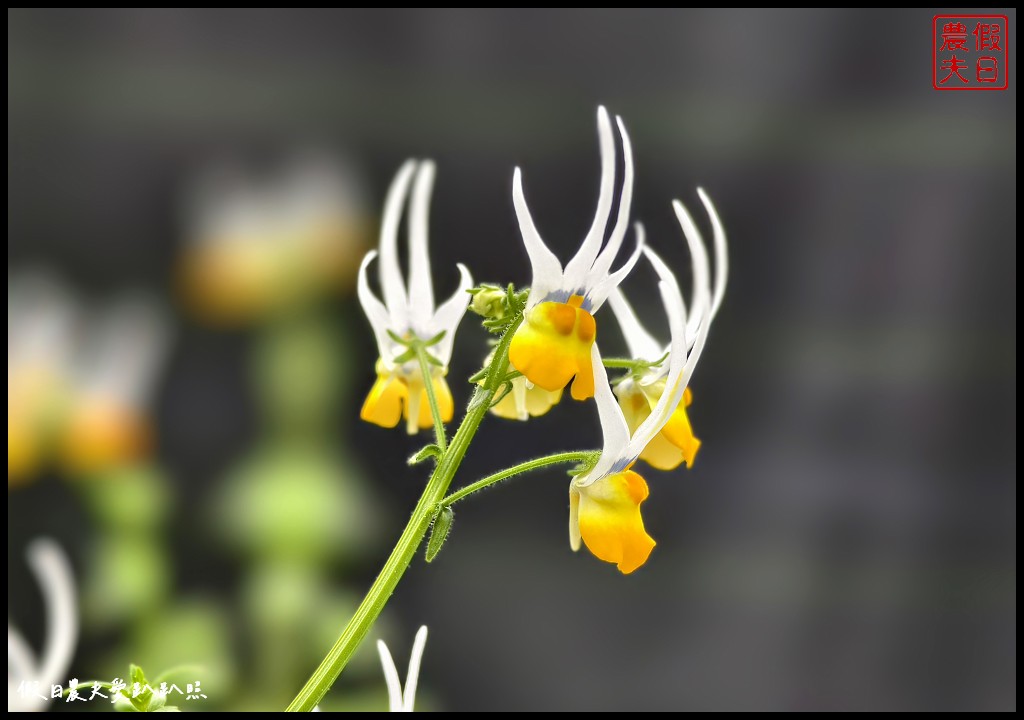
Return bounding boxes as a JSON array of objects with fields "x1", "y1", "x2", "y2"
[
  {"x1": 508, "y1": 107, "x2": 643, "y2": 401},
  {"x1": 570, "y1": 240, "x2": 713, "y2": 574},
  {"x1": 607, "y1": 189, "x2": 728, "y2": 471},
  {"x1": 357, "y1": 160, "x2": 473, "y2": 434},
  {"x1": 570, "y1": 467, "x2": 655, "y2": 574}
]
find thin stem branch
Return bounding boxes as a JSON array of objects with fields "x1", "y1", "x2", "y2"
[
  {"x1": 286, "y1": 315, "x2": 522, "y2": 712},
  {"x1": 414, "y1": 344, "x2": 447, "y2": 452},
  {"x1": 440, "y1": 451, "x2": 597, "y2": 508}
]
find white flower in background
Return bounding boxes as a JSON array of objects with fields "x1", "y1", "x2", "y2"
[
  {"x1": 508, "y1": 106, "x2": 643, "y2": 401},
  {"x1": 8, "y1": 275, "x2": 169, "y2": 481},
  {"x1": 608, "y1": 191, "x2": 728, "y2": 470},
  {"x1": 181, "y1": 153, "x2": 368, "y2": 323},
  {"x1": 358, "y1": 160, "x2": 473, "y2": 434},
  {"x1": 312, "y1": 626, "x2": 428, "y2": 713},
  {"x1": 569, "y1": 235, "x2": 712, "y2": 574},
  {"x1": 376, "y1": 626, "x2": 429, "y2": 713},
  {"x1": 59, "y1": 295, "x2": 169, "y2": 475},
  {"x1": 8, "y1": 274, "x2": 76, "y2": 484},
  {"x1": 8, "y1": 539, "x2": 78, "y2": 712}
]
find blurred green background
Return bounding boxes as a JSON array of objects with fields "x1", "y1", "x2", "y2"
[{"x1": 8, "y1": 8, "x2": 1016, "y2": 712}]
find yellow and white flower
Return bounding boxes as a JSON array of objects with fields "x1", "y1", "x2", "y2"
[
  {"x1": 508, "y1": 107, "x2": 643, "y2": 402},
  {"x1": 570, "y1": 237, "x2": 712, "y2": 574},
  {"x1": 609, "y1": 190, "x2": 728, "y2": 470},
  {"x1": 358, "y1": 160, "x2": 473, "y2": 434}
]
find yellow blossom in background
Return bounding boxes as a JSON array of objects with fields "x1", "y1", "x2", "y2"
[
  {"x1": 7, "y1": 274, "x2": 169, "y2": 485},
  {"x1": 180, "y1": 154, "x2": 369, "y2": 325}
]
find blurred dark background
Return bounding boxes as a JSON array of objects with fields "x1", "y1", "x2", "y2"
[{"x1": 8, "y1": 8, "x2": 1015, "y2": 712}]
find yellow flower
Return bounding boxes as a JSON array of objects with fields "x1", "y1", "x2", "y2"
[
  {"x1": 608, "y1": 190, "x2": 728, "y2": 471},
  {"x1": 360, "y1": 360, "x2": 455, "y2": 435},
  {"x1": 570, "y1": 240, "x2": 713, "y2": 574},
  {"x1": 616, "y1": 380, "x2": 700, "y2": 470},
  {"x1": 508, "y1": 107, "x2": 644, "y2": 401},
  {"x1": 357, "y1": 160, "x2": 473, "y2": 434}
]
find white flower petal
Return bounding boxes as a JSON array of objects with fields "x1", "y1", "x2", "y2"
[
  {"x1": 407, "y1": 161, "x2": 437, "y2": 334},
  {"x1": 673, "y1": 198, "x2": 715, "y2": 350},
  {"x1": 402, "y1": 626, "x2": 429, "y2": 712},
  {"x1": 513, "y1": 167, "x2": 563, "y2": 308},
  {"x1": 569, "y1": 487, "x2": 582, "y2": 551},
  {"x1": 379, "y1": 161, "x2": 417, "y2": 331},
  {"x1": 608, "y1": 288, "x2": 663, "y2": 362},
  {"x1": 429, "y1": 263, "x2": 473, "y2": 367},
  {"x1": 8, "y1": 539, "x2": 78, "y2": 712},
  {"x1": 376, "y1": 639, "x2": 404, "y2": 713},
  {"x1": 586, "y1": 223, "x2": 645, "y2": 311},
  {"x1": 358, "y1": 251, "x2": 398, "y2": 362},
  {"x1": 30, "y1": 540, "x2": 78, "y2": 691},
  {"x1": 563, "y1": 106, "x2": 616, "y2": 290},
  {"x1": 588, "y1": 114, "x2": 635, "y2": 283},
  {"x1": 8, "y1": 626, "x2": 35, "y2": 682},
  {"x1": 698, "y1": 187, "x2": 729, "y2": 323},
  {"x1": 625, "y1": 245, "x2": 693, "y2": 460},
  {"x1": 576, "y1": 343, "x2": 631, "y2": 486}
]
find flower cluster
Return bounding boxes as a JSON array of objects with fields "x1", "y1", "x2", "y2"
[{"x1": 356, "y1": 107, "x2": 727, "y2": 574}]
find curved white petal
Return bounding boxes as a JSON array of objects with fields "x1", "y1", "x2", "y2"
[
  {"x1": 576, "y1": 343, "x2": 631, "y2": 486},
  {"x1": 402, "y1": 626, "x2": 429, "y2": 712},
  {"x1": 625, "y1": 245, "x2": 693, "y2": 460},
  {"x1": 358, "y1": 251, "x2": 399, "y2": 362},
  {"x1": 379, "y1": 161, "x2": 416, "y2": 331},
  {"x1": 673, "y1": 199, "x2": 713, "y2": 352},
  {"x1": 587, "y1": 224, "x2": 645, "y2": 311},
  {"x1": 513, "y1": 167, "x2": 563, "y2": 308},
  {"x1": 680, "y1": 289, "x2": 712, "y2": 392},
  {"x1": 376, "y1": 640, "x2": 404, "y2": 713},
  {"x1": 429, "y1": 264, "x2": 473, "y2": 367},
  {"x1": 563, "y1": 106, "x2": 615, "y2": 289},
  {"x1": 7, "y1": 539, "x2": 78, "y2": 712},
  {"x1": 589, "y1": 115, "x2": 635, "y2": 283},
  {"x1": 608, "y1": 288, "x2": 662, "y2": 362},
  {"x1": 698, "y1": 188, "x2": 729, "y2": 323},
  {"x1": 407, "y1": 161, "x2": 437, "y2": 333},
  {"x1": 7, "y1": 627, "x2": 35, "y2": 682}
]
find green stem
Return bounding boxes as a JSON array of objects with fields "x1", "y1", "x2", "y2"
[
  {"x1": 601, "y1": 357, "x2": 645, "y2": 369},
  {"x1": 414, "y1": 343, "x2": 448, "y2": 452},
  {"x1": 286, "y1": 316, "x2": 522, "y2": 712},
  {"x1": 440, "y1": 451, "x2": 597, "y2": 508}
]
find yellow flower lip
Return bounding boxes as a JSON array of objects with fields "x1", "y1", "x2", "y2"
[
  {"x1": 572, "y1": 468, "x2": 656, "y2": 574},
  {"x1": 360, "y1": 363, "x2": 454, "y2": 435},
  {"x1": 508, "y1": 296, "x2": 597, "y2": 401}
]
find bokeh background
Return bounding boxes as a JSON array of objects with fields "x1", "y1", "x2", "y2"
[{"x1": 8, "y1": 8, "x2": 1015, "y2": 712}]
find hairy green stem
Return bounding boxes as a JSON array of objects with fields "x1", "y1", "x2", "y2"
[
  {"x1": 286, "y1": 316, "x2": 522, "y2": 712},
  {"x1": 440, "y1": 451, "x2": 597, "y2": 508},
  {"x1": 414, "y1": 343, "x2": 448, "y2": 452}
]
